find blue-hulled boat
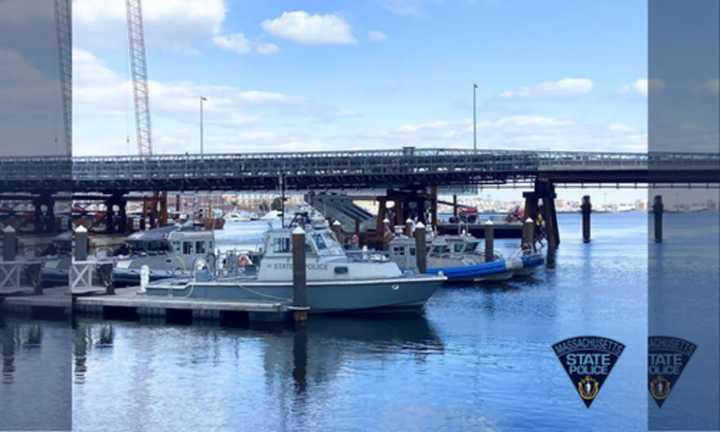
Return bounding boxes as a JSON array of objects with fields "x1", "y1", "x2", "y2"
[{"x1": 388, "y1": 234, "x2": 515, "y2": 282}]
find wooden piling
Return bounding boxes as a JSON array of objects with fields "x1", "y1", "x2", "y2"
[
  {"x1": 653, "y1": 195, "x2": 663, "y2": 243},
  {"x1": 74, "y1": 225, "x2": 88, "y2": 261},
  {"x1": 484, "y1": 220, "x2": 495, "y2": 262},
  {"x1": 405, "y1": 218, "x2": 414, "y2": 237},
  {"x1": 546, "y1": 244, "x2": 556, "y2": 269},
  {"x1": 521, "y1": 218, "x2": 535, "y2": 252},
  {"x1": 292, "y1": 226, "x2": 308, "y2": 321},
  {"x1": 452, "y1": 194, "x2": 458, "y2": 217},
  {"x1": 331, "y1": 220, "x2": 343, "y2": 243},
  {"x1": 581, "y1": 195, "x2": 591, "y2": 243},
  {"x1": 415, "y1": 222, "x2": 427, "y2": 274},
  {"x1": 2, "y1": 226, "x2": 17, "y2": 262}
]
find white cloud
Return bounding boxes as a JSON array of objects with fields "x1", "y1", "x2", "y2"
[
  {"x1": 621, "y1": 78, "x2": 665, "y2": 97},
  {"x1": 261, "y1": 11, "x2": 356, "y2": 45},
  {"x1": 73, "y1": 0, "x2": 227, "y2": 51},
  {"x1": 500, "y1": 78, "x2": 594, "y2": 98},
  {"x1": 608, "y1": 123, "x2": 636, "y2": 133},
  {"x1": 368, "y1": 31, "x2": 387, "y2": 42},
  {"x1": 212, "y1": 33, "x2": 278, "y2": 55},
  {"x1": 73, "y1": 49, "x2": 357, "y2": 155},
  {"x1": 256, "y1": 42, "x2": 280, "y2": 55},
  {"x1": 74, "y1": 0, "x2": 226, "y2": 32},
  {"x1": 376, "y1": 115, "x2": 643, "y2": 153}
]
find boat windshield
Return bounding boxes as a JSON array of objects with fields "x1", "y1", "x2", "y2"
[
  {"x1": 312, "y1": 233, "x2": 327, "y2": 250},
  {"x1": 464, "y1": 242, "x2": 478, "y2": 253},
  {"x1": 431, "y1": 245, "x2": 451, "y2": 255},
  {"x1": 315, "y1": 232, "x2": 344, "y2": 256}
]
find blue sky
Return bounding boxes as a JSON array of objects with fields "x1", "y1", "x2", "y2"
[{"x1": 71, "y1": 0, "x2": 650, "y2": 201}]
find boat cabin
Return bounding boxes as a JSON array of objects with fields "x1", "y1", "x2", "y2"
[
  {"x1": 387, "y1": 235, "x2": 417, "y2": 271},
  {"x1": 121, "y1": 225, "x2": 214, "y2": 257},
  {"x1": 261, "y1": 227, "x2": 344, "y2": 259},
  {"x1": 429, "y1": 236, "x2": 480, "y2": 257}
]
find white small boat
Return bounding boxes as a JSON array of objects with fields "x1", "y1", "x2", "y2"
[
  {"x1": 224, "y1": 211, "x2": 252, "y2": 223},
  {"x1": 145, "y1": 225, "x2": 445, "y2": 313}
]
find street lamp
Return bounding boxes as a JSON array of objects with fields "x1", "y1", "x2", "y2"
[
  {"x1": 200, "y1": 96, "x2": 208, "y2": 155},
  {"x1": 473, "y1": 83, "x2": 478, "y2": 153}
]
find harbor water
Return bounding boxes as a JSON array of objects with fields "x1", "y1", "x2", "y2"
[{"x1": 4, "y1": 212, "x2": 683, "y2": 431}]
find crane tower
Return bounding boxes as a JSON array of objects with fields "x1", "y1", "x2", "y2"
[
  {"x1": 54, "y1": 0, "x2": 72, "y2": 155},
  {"x1": 126, "y1": 0, "x2": 153, "y2": 155}
]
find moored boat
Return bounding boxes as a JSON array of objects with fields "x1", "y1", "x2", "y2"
[
  {"x1": 110, "y1": 224, "x2": 215, "y2": 287},
  {"x1": 144, "y1": 225, "x2": 445, "y2": 313}
]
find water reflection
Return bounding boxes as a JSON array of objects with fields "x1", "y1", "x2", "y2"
[
  {"x1": 72, "y1": 314, "x2": 443, "y2": 430},
  {"x1": 73, "y1": 323, "x2": 115, "y2": 384},
  {"x1": 1, "y1": 320, "x2": 18, "y2": 384}
]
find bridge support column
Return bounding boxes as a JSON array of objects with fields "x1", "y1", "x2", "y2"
[
  {"x1": 104, "y1": 193, "x2": 128, "y2": 234},
  {"x1": 653, "y1": 195, "x2": 663, "y2": 243},
  {"x1": 32, "y1": 194, "x2": 56, "y2": 233},
  {"x1": 534, "y1": 180, "x2": 559, "y2": 250},
  {"x1": 523, "y1": 192, "x2": 539, "y2": 222},
  {"x1": 159, "y1": 192, "x2": 168, "y2": 226},
  {"x1": 581, "y1": 195, "x2": 591, "y2": 243},
  {"x1": 104, "y1": 201, "x2": 116, "y2": 234},
  {"x1": 376, "y1": 198, "x2": 388, "y2": 236},
  {"x1": 430, "y1": 186, "x2": 438, "y2": 230}
]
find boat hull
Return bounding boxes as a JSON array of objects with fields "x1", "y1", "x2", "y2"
[
  {"x1": 513, "y1": 253, "x2": 544, "y2": 276},
  {"x1": 111, "y1": 268, "x2": 189, "y2": 287},
  {"x1": 145, "y1": 276, "x2": 443, "y2": 313},
  {"x1": 426, "y1": 260, "x2": 511, "y2": 283}
]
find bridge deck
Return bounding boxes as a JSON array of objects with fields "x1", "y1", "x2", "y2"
[{"x1": 1, "y1": 148, "x2": 718, "y2": 193}]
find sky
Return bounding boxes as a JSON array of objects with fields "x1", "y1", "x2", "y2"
[{"x1": 71, "y1": 0, "x2": 650, "y2": 201}]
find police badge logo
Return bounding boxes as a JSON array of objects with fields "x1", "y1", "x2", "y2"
[
  {"x1": 552, "y1": 336, "x2": 625, "y2": 407},
  {"x1": 648, "y1": 336, "x2": 696, "y2": 407}
]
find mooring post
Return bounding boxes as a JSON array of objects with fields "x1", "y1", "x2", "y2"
[
  {"x1": 546, "y1": 245, "x2": 556, "y2": 269},
  {"x1": 521, "y1": 218, "x2": 535, "y2": 252},
  {"x1": 3, "y1": 226, "x2": 17, "y2": 262},
  {"x1": 484, "y1": 220, "x2": 495, "y2": 262},
  {"x1": 382, "y1": 217, "x2": 391, "y2": 249},
  {"x1": 331, "y1": 220, "x2": 343, "y2": 243},
  {"x1": 415, "y1": 222, "x2": 427, "y2": 273},
  {"x1": 452, "y1": 194, "x2": 458, "y2": 218},
  {"x1": 292, "y1": 226, "x2": 308, "y2": 321},
  {"x1": 581, "y1": 195, "x2": 592, "y2": 243},
  {"x1": 405, "y1": 218, "x2": 414, "y2": 237},
  {"x1": 74, "y1": 225, "x2": 88, "y2": 262},
  {"x1": 653, "y1": 195, "x2": 663, "y2": 243}
]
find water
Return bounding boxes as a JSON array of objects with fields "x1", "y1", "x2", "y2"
[{"x1": 5, "y1": 212, "x2": 715, "y2": 431}]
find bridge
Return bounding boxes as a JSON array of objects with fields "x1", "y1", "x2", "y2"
[
  {"x1": 0, "y1": 148, "x2": 718, "y2": 241},
  {"x1": 1, "y1": 148, "x2": 718, "y2": 193}
]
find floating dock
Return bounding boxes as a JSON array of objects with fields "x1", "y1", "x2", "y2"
[{"x1": 0, "y1": 286, "x2": 294, "y2": 323}]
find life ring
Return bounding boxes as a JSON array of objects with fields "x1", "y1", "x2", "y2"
[{"x1": 238, "y1": 254, "x2": 253, "y2": 267}]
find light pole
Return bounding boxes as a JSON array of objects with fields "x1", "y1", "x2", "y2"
[
  {"x1": 200, "y1": 96, "x2": 207, "y2": 155},
  {"x1": 473, "y1": 83, "x2": 478, "y2": 153}
]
